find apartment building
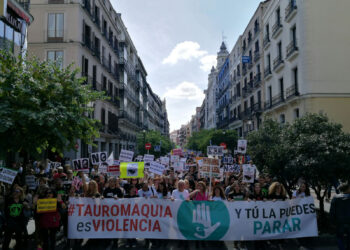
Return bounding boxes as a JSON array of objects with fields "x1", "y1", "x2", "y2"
[
  {"x1": 262, "y1": 0, "x2": 350, "y2": 131},
  {"x1": 27, "y1": 0, "x2": 168, "y2": 158},
  {"x1": 0, "y1": 0, "x2": 33, "y2": 56}
]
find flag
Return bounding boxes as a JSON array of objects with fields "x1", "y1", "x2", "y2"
[
  {"x1": 107, "y1": 152, "x2": 114, "y2": 166},
  {"x1": 120, "y1": 162, "x2": 144, "y2": 178}
]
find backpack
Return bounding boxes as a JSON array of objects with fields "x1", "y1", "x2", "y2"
[{"x1": 39, "y1": 211, "x2": 60, "y2": 229}]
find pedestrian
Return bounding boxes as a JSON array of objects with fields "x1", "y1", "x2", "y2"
[{"x1": 330, "y1": 181, "x2": 350, "y2": 250}]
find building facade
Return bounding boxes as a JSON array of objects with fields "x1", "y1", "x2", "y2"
[{"x1": 27, "y1": 0, "x2": 168, "y2": 158}]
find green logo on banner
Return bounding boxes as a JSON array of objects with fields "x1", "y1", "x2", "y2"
[{"x1": 177, "y1": 201, "x2": 230, "y2": 240}]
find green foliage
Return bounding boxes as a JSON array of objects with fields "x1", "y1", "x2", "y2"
[
  {"x1": 0, "y1": 51, "x2": 106, "y2": 159},
  {"x1": 248, "y1": 113, "x2": 350, "y2": 212},
  {"x1": 186, "y1": 129, "x2": 238, "y2": 153},
  {"x1": 137, "y1": 130, "x2": 174, "y2": 158}
]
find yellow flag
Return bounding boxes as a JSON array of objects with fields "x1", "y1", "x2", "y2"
[{"x1": 120, "y1": 162, "x2": 144, "y2": 178}]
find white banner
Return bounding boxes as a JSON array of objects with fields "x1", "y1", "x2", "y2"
[
  {"x1": 160, "y1": 157, "x2": 170, "y2": 165},
  {"x1": 0, "y1": 167, "x2": 18, "y2": 184},
  {"x1": 68, "y1": 197, "x2": 318, "y2": 240},
  {"x1": 237, "y1": 139, "x2": 247, "y2": 154},
  {"x1": 119, "y1": 150, "x2": 134, "y2": 162},
  {"x1": 149, "y1": 161, "x2": 165, "y2": 176},
  {"x1": 223, "y1": 164, "x2": 241, "y2": 174}
]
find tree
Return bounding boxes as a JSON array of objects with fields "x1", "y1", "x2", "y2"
[
  {"x1": 137, "y1": 130, "x2": 174, "y2": 158},
  {"x1": 0, "y1": 52, "x2": 106, "y2": 163},
  {"x1": 186, "y1": 129, "x2": 238, "y2": 154}
]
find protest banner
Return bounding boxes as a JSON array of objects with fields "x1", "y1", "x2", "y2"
[
  {"x1": 120, "y1": 162, "x2": 144, "y2": 178},
  {"x1": 223, "y1": 164, "x2": 241, "y2": 174},
  {"x1": 107, "y1": 160, "x2": 120, "y2": 176},
  {"x1": 200, "y1": 158, "x2": 220, "y2": 178},
  {"x1": 90, "y1": 152, "x2": 108, "y2": 165},
  {"x1": 119, "y1": 150, "x2": 134, "y2": 162},
  {"x1": 160, "y1": 157, "x2": 170, "y2": 166},
  {"x1": 149, "y1": 162, "x2": 165, "y2": 176},
  {"x1": 207, "y1": 146, "x2": 224, "y2": 156},
  {"x1": 223, "y1": 156, "x2": 233, "y2": 164},
  {"x1": 242, "y1": 164, "x2": 255, "y2": 183},
  {"x1": 172, "y1": 161, "x2": 184, "y2": 172},
  {"x1": 68, "y1": 197, "x2": 318, "y2": 241},
  {"x1": 170, "y1": 155, "x2": 180, "y2": 163},
  {"x1": 0, "y1": 167, "x2": 18, "y2": 184},
  {"x1": 237, "y1": 139, "x2": 248, "y2": 154},
  {"x1": 72, "y1": 158, "x2": 89, "y2": 173},
  {"x1": 172, "y1": 149, "x2": 182, "y2": 156},
  {"x1": 25, "y1": 175, "x2": 37, "y2": 190},
  {"x1": 143, "y1": 154, "x2": 155, "y2": 163},
  {"x1": 37, "y1": 198, "x2": 57, "y2": 213}
]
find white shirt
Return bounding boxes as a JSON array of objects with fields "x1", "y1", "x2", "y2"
[
  {"x1": 172, "y1": 189, "x2": 189, "y2": 200},
  {"x1": 212, "y1": 196, "x2": 224, "y2": 201},
  {"x1": 292, "y1": 190, "x2": 306, "y2": 198},
  {"x1": 138, "y1": 187, "x2": 158, "y2": 198}
]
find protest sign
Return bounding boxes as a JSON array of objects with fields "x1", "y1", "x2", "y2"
[
  {"x1": 242, "y1": 164, "x2": 255, "y2": 183},
  {"x1": 37, "y1": 198, "x2": 57, "y2": 213},
  {"x1": 172, "y1": 161, "x2": 184, "y2": 172},
  {"x1": 223, "y1": 164, "x2": 241, "y2": 174},
  {"x1": 25, "y1": 175, "x2": 37, "y2": 190},
  {"x1": 237, "y1": 139, "x2": 248, "y2": 154},
  {"x1": 119, "y1": 150, "x2": 134, "y2": 162},
  {"x1": 200, "y1": 158, "x2": 220, "y2": 178},
  {"x1": 107, "y1": 160, "x2": 120, "y2": 176},
  {"x1": 0, "y1": 167, "x2": 18, "y2": 184},
  {"x1": 207, "y1": 146, "x2": 224, "y2": 156},
  {"x1": 68, "y1": 197, "x2": 318, "y2": 241},
  {"x1": 171, "y1": 155, "x2": 180, "y2": 163},
  {"x1": 143, "y1": 154, "x2": 155, "y2": 163},
  {"x1": 172, "y1": 149, "x2": 182, "y2": 156},
  {"x1": 149, "y1": 162, "x2": 165, "y2": 176},
  {"x1": 50, "y1": 162, "x2": 61, "y2": 169},
  {"x1": 120, "y1": 162, "x2": 144, "y2": 178},
  {"x1": 184, "y1": 164, "x2": 196, "y2": 172},
  {"x1": 72, "y1": 158, "x2": 89, "y2": 173},
  {"x1": 72, "y1": 177, "x2": 83, "y2": 191},
  {"x1": 136, "y1": 155, "x2": 144, "y2": 162},
  {"x1": 160, "y1": 157, "x2": 170, "y2": 165},
  {"x1": 98, "y1": 162, "x2": 108, "y2": 174},
  {"x1": 90, "y1": 152, "x2": 108, "y2": 165},
  {"x1": 223, "y1": 156, "x2": 233, "y2": 164}
]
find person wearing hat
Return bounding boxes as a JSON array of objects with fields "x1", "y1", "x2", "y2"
[
  {"x1": 53, "y1": 166, "x2": 67, "y2": 180},
  {"x1": 330, "y1": 181, "x2": 350, "y2": 250}
]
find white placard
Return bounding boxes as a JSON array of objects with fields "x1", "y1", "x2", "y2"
[
  {"x1": 160, "y1": 157, "x2": 170, "y2": 165},
  {"x1": 72, "y1": 158, "x2": 89, "y2": 173},
  {"x1": 119, "y1": 149, "x2": 134, "y2": 162},
  {"x1": 237, "y1": 139, "x2": 248, "y2": 154},
  {"x1": 149, "y1": 161, "x2": 165, "y2": 176},
  {"x1": 171, "y1": 155, "x2": 180, "y2": 163},
  {"x1": 90, "y1": 151, "x2": 108, "y2": 165},
  {"x1": 207, "y1": 146, "x2": 224, "y2": 156},
  {"x1": 242, "y1": 164, "x2": 255, "y2": 183},
  {"x1": 223, "y1": 164, "x2": 241, "y2": 174},
  {"x1": 0, "y1": 167, "x2": 18, "y2": 184},
  {"x1": 143, "y1": 154, "x2": 155, "y2": 163}
]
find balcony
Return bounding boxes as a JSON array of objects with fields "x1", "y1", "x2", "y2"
[
  {"x1": 253, "y1": 73, "x2": 261, "y2": 88},
  {"x1": 285, "y1": 0, "x2": 297, "y2": 22},
  {"x1": 242, "y1": 85, "x2": 252, "y2": 98},
  {"x1": 217, "y1": 117, "x2": 229, "y2": 129},
  {"x1": 254, "y1": 25, "x2": 260, "y2": 37},
  {"x1": 248, "y1": 36, "x2": 252, "y2": 46},
  {"x1": 264, "y1": 66, "x2": 272, "y2": 80},
  {"x1": 254, "y1": 50, "x2": 260, "y2": 62},
  {"x1": 252, "y1": 102, "x2": 262, "y2": 113},
  {"x1": 248, "y1": 62, "x2": 253, "y2": 70},
  {"x1": 241, "y1": 108, "x2": 252, "y2": 120},
  {"x1": 286, "y1": 40, "x2": 299, "y2": 61},
  {"x1": 82, "y1": 0, "x2": 91, "y2": 15},
  {"x1": 273, "y1": 55, "x2": 284, "y2": 72},
  {"x1": 263, "y1": 34, "x2": 270, "y2": 49},
  {"x1": 242, "y1": 66, "x2": 247, "y2": 76},
  {"x1": 286, "y1": 84, "x2": 299, "y2": 99},
  {"x1": 264, "y1": 94, "x2": 285, "y2": 110},
  {"x1": 272, "y1": 19, "x2": 283, "y2": 39}
]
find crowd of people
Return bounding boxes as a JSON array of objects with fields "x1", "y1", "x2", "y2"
[{"x1": 0, "y1": 154, "x2": 347, "y2": 250}]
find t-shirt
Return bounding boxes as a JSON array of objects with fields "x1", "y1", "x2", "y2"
[
  {"x1": 212, "y1": 196, "x2": 224, "y2": 201},
  {"x1": 138, "y1": 187, "x2": 157, "y2": 198},
  {"x1": 172, "y1": 189, "x2": 189, "y2": 200},
  {"x1": 193, "y1": 191, "x2": 208, "y2": 201},
  {"x1": 228, "y1": 191, "x2": 245, "y2": 201},
  {"x1": 103, "y1": 187, "x2": 124, "y2": 198},
  {"x1": 292, "y1": 190, "x2": 306, "y2": 198}
]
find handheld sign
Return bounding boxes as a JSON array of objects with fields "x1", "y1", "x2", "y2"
[
  {"x1": 207, "y1": 146, "x2": 224, "y2": 156},
  {"x1": 223, "y1": 164, "x2": 241, "y2": 174},
  {"x1": 120, "y1": 162, "x2": 144, "y2": 178},
  {"x1": 107, "y1": 160, "x2": 120, "y2": 176},
  {"x1": 149, "y1": 161, "x2": 165, "y2": 176},
  {"x1": 37, "y1": 198, "x2": 57, "y2": 213},
  {"x1": 90, "y1": 151, "x2": 108, "y2": 165},
  {"x1": 72, "y1": 158, "x2": 89, "y2": 173},
  {"x1": 0, "y1": 167, "x2": 18, "y2": 184},
  {"x1": 25, "y1": 175, "x2": 37, "y2": 190},
  {"x1": 237, "y1": 139, "x2": 247, "y2": 154},
  {"x1": 200, "y1": 158, "x2": 220, "y2": 178},
  {"x1": 119, "y1": 150, "x2": 134, "y2": 162},
  {"x1": 143, "y1": 154, "x2": 155, "y2": 163},
  {"x1": 242, "y1": 164, "x2": 255, "y2": 183}
]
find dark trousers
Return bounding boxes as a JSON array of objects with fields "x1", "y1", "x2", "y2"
[
  {"x1": 41, "y1": 227, "x2": 58, "y2": 250},
  {"x1": 2, "y1": 226, "x2": 27, "y2": 250},
  {"x1": 337, "y1": 230, "x2": 350, "y2": 250}
]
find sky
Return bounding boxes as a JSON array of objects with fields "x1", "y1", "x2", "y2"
[{"x1": 112, "y1": 0, "x2": 262, "y2": 131}]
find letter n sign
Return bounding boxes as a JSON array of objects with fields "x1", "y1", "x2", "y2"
[{"x1": 91, "y1": 152, "x2": 107, "y2": 165}]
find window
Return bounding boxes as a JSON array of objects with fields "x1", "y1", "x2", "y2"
[
  {"x1": 268, "y1": 86, "x2": 272, "y2": 105},
  {"x1": 101, "y1": 109, "x2": 105, "y2": 125},
  {"x1": 47, "y1": 50, "x2": 63, "y2": 68},
  {"x1": 291, "y1": 25, "x2": 297, "y2": 46},
  {"x1": 276, "y1": 7, "x2": 281, "y2": 23},
  {"x1": 279, "y1": 114, "x2": 285, "y2": 124},
  {"x1": 294, "y1": 108, "x2": 300, "y2": 119},
  {"x1": 293, "y1": 67, "x2": 299, "y2": 93},
  {"x1": 265, "y1": 24, "x2": 269, "y2": 38},
  {"x1": 280, "y1": 78, "x2": 284, "y2": 100},
  {"x1": 48, "y1": 13, "x2": 64, "y2": 41},
  {"x1": 278, "y1": 41, "x2": 282, "y2": 58},
  {"x1": 267, "y1": 54, "x2": 271, "y2": 69}
]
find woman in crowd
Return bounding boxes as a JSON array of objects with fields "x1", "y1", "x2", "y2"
[
  {"x1": 211, "y1": 185, "x2": 226, "y2": 201},
  {"x1": 227, "y1": 181, "x2": 246, "y2": 201},
  {"x1": 248, "y1": 183, "x2": 267, "y2": 201},
  {"x1": 268, "y1": 182, "x2": 287, "y2": 201},
  {"x1": 84, "y1": 180, "x2": 100, "y2": 198},
  {"x1": 189, "y1": 181, "x2": 208, "y2": 201},
  {"x1": 292, "y1": 182, "x2": 310, "y2": 198}
]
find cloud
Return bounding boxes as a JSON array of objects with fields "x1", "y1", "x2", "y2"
[
  {"x1": 163, "y1": 81, "x2": 205, "y2": 101},
  {"x1": 162, "y1": 41, "x2": 207, "y2": 65},
  {"x1": 199, "y1": 54, "x2": 217, "y2": 72}
]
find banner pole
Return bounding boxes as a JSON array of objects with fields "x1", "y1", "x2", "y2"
[{"x1": 209, "y1": 162, "x2": 212, "y2": 197}]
